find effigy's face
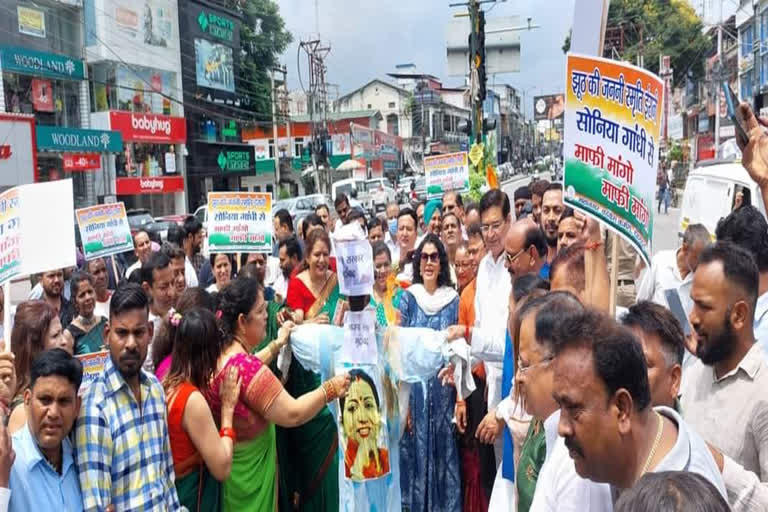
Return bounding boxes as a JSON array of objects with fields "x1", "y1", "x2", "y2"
[{"x1": 342, "y1": 378, "x2": 381, "y2": 445}]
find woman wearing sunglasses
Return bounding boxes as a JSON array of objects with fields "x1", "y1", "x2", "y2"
[{"x1": 398, "y1": 233, "x2": 461, "y2": 512}]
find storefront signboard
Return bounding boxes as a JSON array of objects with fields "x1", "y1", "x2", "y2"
[
  {"x1": 17, "y1": 6, "x2": 46, "y2": 38},
  {"x1": 116, "y1": 176, "x2": 184, "y2": 195},
  {"x1": 207, "y1": 192, "x2": 272, "y2": 253},
  {"x1": 0, "y1": 47, "x2": 85, "y2": 81},
  {"x1": 75, "y1": 202, "x2": 134, "y2": 259},
  {"x1": 217, "y1": 148, "x2": 252, "y2": 173},
  {"x1": 36, "y1": 125, "x2": 123, "y2": 153},
  {"x1": 63, "y1": 153, "x2": 101, "y2": 171},
  {"x1": 109, "y1": 111, "x2": 186, "y2": 143},
  {"x1": 196, "y1": 9, "x2": 236, "y2": 43}
]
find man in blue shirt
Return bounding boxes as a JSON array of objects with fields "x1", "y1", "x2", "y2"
[{"x1": 9, "y1": 348, "x2": 83, "y2": 512}]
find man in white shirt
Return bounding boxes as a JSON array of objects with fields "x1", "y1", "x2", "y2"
[
  {"x1": 124, "y1": 230, "x2": 153, "y2": 280},
  {"x1": 551, "y1": 309, "x2": 725, "y2": 501},
  {"x1": 636, "y1": 223, "x2": 710, "y2": 316}
]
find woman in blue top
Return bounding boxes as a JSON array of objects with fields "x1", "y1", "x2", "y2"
[{"x1": 398, "y1": 233, "x2": 461, "y2": 512}]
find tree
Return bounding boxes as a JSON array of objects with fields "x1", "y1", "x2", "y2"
[
  {"x1": 562, "y1": 0, "x2": 709, "y2": 86},
  {"x1": 230, "y1": 0, "x2": 293, "y2": 118}
]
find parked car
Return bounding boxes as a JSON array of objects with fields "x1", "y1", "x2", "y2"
[
  {"x1": 194, "y1": 204, "x2": 207, "y2": 230},
  {"x1": 366, "y1": 178, "x2": 397, "y2": 213},
  {"x1": 126, "y1": 209, "x2": 165, "y2": 243}
]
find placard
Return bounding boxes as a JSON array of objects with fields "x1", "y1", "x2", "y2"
[
  {"x1": 0, "y1": 189, "x2": 22, "y2": 286},
  {"x1": 76, "y1": 350, "x2": 109, "y2": 396},
  {"x1": 207, "y1": 192, "x2": 272, "y2": 253},
  {"x1": 76, "y1": 202, "x2": 134, "y2": 260},
  {"x1": 341, "y1": 310, "x2": 377, "y2": 365},
  {"x1": 335, "y1": 239, "x2": 374, "y2": 297},
  {"x1": 563, "y1": 54, "x2": 662, "y2": 266},
  {"x1": 424, "y1": 151, "x2": 470, "y2": 199}
]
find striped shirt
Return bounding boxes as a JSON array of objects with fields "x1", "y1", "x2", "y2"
[{"x1": 75, "y1": 356, "x2": 180, "y2": 511}]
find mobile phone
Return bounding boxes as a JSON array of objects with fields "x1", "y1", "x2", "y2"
[
  {"x1": 721, "y1": 82, "x2": 751, "y2": 147},
  {"x1": 664, "y1": 289, "x2": 692, "y2": 337}
]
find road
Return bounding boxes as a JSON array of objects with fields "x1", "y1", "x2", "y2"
[{"x1": 501, "y1": 175, "x2": 680, "y2": 257}]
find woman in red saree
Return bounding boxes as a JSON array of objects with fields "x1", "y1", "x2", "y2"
[{"x1": 205, "y1": 277, "x2": 351, "y2": 512}]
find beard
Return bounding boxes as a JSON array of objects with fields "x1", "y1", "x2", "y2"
[
  {"x1": 282, "y1": 264, "x2": 293, "y2": 279},
  {"x1": 696, "y1": 310, "x2": 737, "y2": 365}
]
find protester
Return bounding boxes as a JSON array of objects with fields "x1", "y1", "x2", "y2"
[
  {"x1": 125, "y1": 230, "x2": 153, "y2": 280},
  {"x1": 385, "y1": 202, "x2": 400, "y2": 251},
  {"x1": 395, "y1": 208, "x2": 418, "y2": 284},
  {"x1": 550, "y1": 310, "x2": 725, "y2": 498},
  {"x1": 370, "y1": 242, "x2": 402, "y2": 326},
  {"x1": 443, "y1": 191, "x2": 465, "y2": 225},
  {"x1": 615, "y1": 471, "x2": 730, "y2": 512},
  {"x1": 152, "y1": 287, "x2": 217, "y2": 379},
  {"x1": 441, "y1": 212, "x2": 462, "y2": 266},
  {"x1": 235, "y1": 267, "x2": 286, "y2": 349},
  {"x1": 621, "y1": 301, "x2": 684, "y2": 410},
  {"x1": 163, "y1": 309, "x2": 239, "y2": 510},
  {"x1": 239, "y1": 253, "x2": 268, "y2": 285},
  {"x1": 367, "y1": 217, "x2": 385, "y2": 244},
  {"x1": 75, "y1": 283, "x2": 182, "y2": 510},
  {"x1": 86, "y1": 258, "x2": 113, "y2": 318},
  {"x1": 504, "y1": 220, "x2": 548, "y2": 280},
  {"x1": 556, "y1": 208, "x2": 581, "y2": 252},
  {"x1": 182, "y1": 216, "x2": 204, "y2": 285},
  {"x1": 9, "y1": 349, "x2": 83, "y2": 512},
  {"x1": 458, "y1": 225, "x2": 486, "y2": 330},
  {"x1": 207, "y1": 253, "x2": 234, "y2": 294},
  {"x1": 636, "y1": 223, "x2": 710, "y2": 315},
  {"x1": 465, "y1": 202, "x2": 481, "y2": 228},
  {"x1": 281, "y1": 228, "x2": 345, "y2": 511},
  {"x1": 139, "y1": 252, "x2": 176, "y2": 372},
  {"x1": 530, "y1": 179, "x2": 550, "y2": 224},
  {"x1": 0, "y1": 371, "x2": 13, "y2": 509},
  {"x1": 713, "y1": 205, "x2": 768, "y2": 349},
  {"x1": 313, "y1": 204, "x2": 330, "y2": 231},
  {"x1": 681, "y1": 242, "x2": 768, "y2": 502},
  {"x1": 301, "y1": 214, "x2": 326, "y2": 240},
  {"x1": 424, "y1": 199, "x2": 442, "y2": 236},
  {"x1": 540, "y1": 183, "x2": 564, "y2": 264},
  {"x1": 9, "y1": 301, "x2": 70, "y2": 434},
  {"x1": 275, "y1": 236, "x2": 302, "y2": 302},
  {"x1": 38, "y1": 269, "x2": 74, "y2": 329},
  {"x1": 63, "y1": 272, "x2": 106, "y2": 355},
  {"x1": 334, "y1": 194, "x2": 351, "y2": 227},
  {"x1": 416, "y1": 201, "x2": 427, "y2": 235},
  {"x1": 398, "y1": 234, "x2": 460, "y2": 512},
  {"x1": 466, "y1": 222, "x2": 486, "y2": 269},
  {"x1": 606, "y1": 236, "x2": 642, "y2": 309},
  {"x1": 453, "y1": 242, "x2": 475, "y2": 294},
  {"x1": 161, "y1": 243, "x2": 187, "y2": 297},
  {"x1": 213, "y1": 277, "x2": 350, "y2": 511},
  {"x1": 549, "y1": 225, "x2": 610, "y2": 312},
  {"x1": 514, "y1": 185, "x2": 532, "y2": 220}
]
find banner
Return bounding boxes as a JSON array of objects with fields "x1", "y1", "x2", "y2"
[
  {"x1": 31, "y1": 79, "x2": 53, "y2": 112},
  {"x1": 76, "y1": 351, "x2": 109, "y2": 396},
  {"x1": 17, "y1": 6, "x2": 46, "y2": 38},
  {"x1": 534, "y1": 94, "x2": 566, "y2": 121},
  {"x1": 207, "y1": 192, "x2": 272, "y2": 253},
  {"x1": 194, "y1": 38, "x2": 234, "y2": 93},
  {"x1": 63, "y1": 153, "x2": 101, "y2": 171},
  {"x1": 336, "y1": 239, "x2": 374, "y2": 297},
  {"x1": 563, "y1": 53, "x2": 663, "y2": 265},
  {"x1": 0, "y1": 180, "x2": 76, "y2": 286},
  {"x1": 76, "y1": 202, "x2": 134, "y2": 260},
  {"x1": 424, "y1": 152, "x2": 470, "y2": 199}
]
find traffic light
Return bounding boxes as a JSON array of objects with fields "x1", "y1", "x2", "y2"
[
  {"x1": 483, "y1": 118, "x2": 496, "y2": 133},
  {"x1": 458, "y1": 119, "x2": 472, "y2": 134}
]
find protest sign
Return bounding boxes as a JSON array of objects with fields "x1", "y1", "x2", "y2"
[
  {"x1": 0, "y1": 188, "x2": 21, "y2": 286},
  {"x1": 563, "y1": 54, "x2": 663, "y2": 266},
  {"x1": 425, "y1": 152, "x2": 470, "y2": 199},
  {"x1": 76, "y1": 202, "x2": 134, "y2": 260},
  {"x1": 341, "y1": 310, "x2": 378, "y2": 365},
  {"x1": 207, "y1": 192, "x2": 272, "y2": 253},
  {"x1": 76, "y1": 350, "x2": 109, "y2": 396},
  {"x1": 336, "y1": 239, "x2": 374, "y2": 297}
]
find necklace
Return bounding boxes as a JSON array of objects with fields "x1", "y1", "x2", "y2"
[
  {"x1": 639, "y1": 412, "x2": 664, "y2": 477},
  {"x1": 77, "y1": 314, "x2": 96, "y2": 328}
]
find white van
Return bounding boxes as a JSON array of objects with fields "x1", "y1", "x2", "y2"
[
  {"x1": 679, "y1": 159, "x2": 766, "y2": 238},
  {"x1": 332, "y1": 178, "x2": 373, "y2": 213}
]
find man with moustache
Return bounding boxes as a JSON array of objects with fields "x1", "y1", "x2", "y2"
[
  {"x1": 513, "y1": 185, "x2": 532, "y2": 220},
  {"x1": 540, "y1": 183, "x2": 565, "y2": 271},
  {"x1": 681, "y1": 242, "x2": 768, "y2": 507},
  {"x1": 529, "y1": 179, "x2": 550, "y2": 225},
  {"x1": 75, "y1": 284, "x2": 180, "y2": 511},
  {"x1": 549, "y1": 310, "x2": 725, "y2": 506},
  {"x1": 9, "y1": 349, "x2": 83, "y2": 511},
  {"x1": 86, "y1": 259, "x2": 113, "y2": 319},
  {"x1": 39, "y1": 269, "x2": 75, "y2": 328}
]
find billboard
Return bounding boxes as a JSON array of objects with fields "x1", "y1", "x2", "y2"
[
  {"x1": 194, "y1": 38, "x2": 234, "y2": 93},
  {"x1": 534, "y1": 94, "x2": 565, "y2": 121}
]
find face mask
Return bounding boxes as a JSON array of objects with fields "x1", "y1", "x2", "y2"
[{"x1": 388, "y1": 218, "x2": 398, "y2": 237}]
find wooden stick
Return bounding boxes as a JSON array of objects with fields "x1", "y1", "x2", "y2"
[
  {"x1": 110, "y1": 255, "x2": 120, "y2": 286},
  {"x1": 609, "y1": 232, "x2": 620, "y2": 316},
  {"x1": 3, "y1": 282, "x2": 10, "y2": 352}
]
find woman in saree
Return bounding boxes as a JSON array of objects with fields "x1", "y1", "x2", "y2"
[
  {"x1": 206, "y1": 277, "x2": 350, "y2": 512},
  {"x1": 398, "y1": 233, "x2": 461, "y2": 512},
  {"x1": 370, "y1": 241, "x2": 402, "y2": 327},
  {"x1": 63, "y1": 271, "x2": 107, "y2": 355},
  {"x1": 280, "y1": 227, "x2": 344, "y2": 511},
  {"x1": 164, "y1": 308, "x2": 240, "y2": 511}
]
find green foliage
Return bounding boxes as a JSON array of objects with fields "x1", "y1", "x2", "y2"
[
  {"x1": 467, "y1": 171, "x2": 485, "y2": 203},
  {"x1": 668, "y1": 142, "x2": 684, "y2": 162},
  {"x1": 234, "y1": 0, "x2": 293, "y2": 118},
  {"x1": 604, "y1": 0, "x2": 709, "y2": 86},
  {"x1": 562, "y1": 29, "x2": 571, "y2": 54},
  {"x1": 278, "y1": 186, "x2": 291, "y2": 200}
]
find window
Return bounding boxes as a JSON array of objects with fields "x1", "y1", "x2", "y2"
[
  {"x1": 763, "y1": 54, "x2": 768, "y2": 85},
  {"x1": 268, "y1": 139, "x2": 275, "y2": 158},
  {"x1": 367, "y1": 104, "x2": 372, "y2": 109},
  {"x1": 388, "y1": 101, "x2": 396, "y2": 108},
  {"x1": 386, "y1": 114, "x2": 399, "y2": 136},
  {"x1": 763, "y1": 11, "x2": 768, "y2": 52},
  {"x1": 294, "y1": 137, "x2": 304, "y2": 157},
  {"x1": 742, "y1": 25, "x2": 754, "y2": 57}
]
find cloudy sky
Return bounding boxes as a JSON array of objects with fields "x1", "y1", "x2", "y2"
[{"x1": 277, "y1": 0, "x2": 577, "y2": 118}]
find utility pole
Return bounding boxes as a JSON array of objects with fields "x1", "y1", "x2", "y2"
[
  {"x1": 468, "y1": 0, "x2": 486, "y2": 146},
  {"x1": 271, "y1": 65, "x2": 288, "y2": 188},
  {"x1": 300, "y1": 39, "x2": 331, "y2": 193}
]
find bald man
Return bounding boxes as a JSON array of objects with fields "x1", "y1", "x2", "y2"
[{"x1": 503, "y1": 218, "x2": 549, "y2": 280}]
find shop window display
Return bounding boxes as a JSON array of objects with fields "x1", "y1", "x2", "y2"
[
  {"x1": 116, "y1": 143, "x2": 178, "y2": 177},
  {"x1": 3, "y1": 72, "x2": 80, "y2": 127}
]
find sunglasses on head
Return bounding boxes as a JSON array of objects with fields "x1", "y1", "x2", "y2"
[{"x1": 420, "y1": 252, "x2": 439, "y2": 263}]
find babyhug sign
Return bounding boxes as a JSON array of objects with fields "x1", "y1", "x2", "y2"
[
  {"x1": 563, "y1": 54, "x2": 663, "y2": 266},
  {"x1": 207, "y1": 192, "x2": 272, "y2": 253},
  {"x1": 109, "y1": 111, "x2": 187, "y2": 143}
]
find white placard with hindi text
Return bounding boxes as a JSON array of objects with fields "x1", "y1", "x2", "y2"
[
  {"x1": 341, "y1": 310, "x2": 378, "y2": 365},
  {"x1": 336, "y1": 239, "x2": 374, "y2": 297}
]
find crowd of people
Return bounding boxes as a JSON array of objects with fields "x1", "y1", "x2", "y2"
[{"x1": 3, "y1": 104, "x2": 768, "y2": 512}]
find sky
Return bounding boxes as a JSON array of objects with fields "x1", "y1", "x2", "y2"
[{"x1": 276, "y1": 0, "x2": 577, "y2": 119}]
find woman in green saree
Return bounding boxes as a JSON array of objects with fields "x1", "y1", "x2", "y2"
[
  {"x1": 370, "y1": 241, "x2": 403, "y2": 327},
  {"x1": 63, "y1": 272, "x2": 107, "y2": 355},
  {"x1": 208, "y1": 276, "x2": 350, "y2": 512},
  {"x1": 281, "y1": 228, "x2": 345, "y2": 511},
  {"x1": 163, "y1": 309, "x2": 240, "y2": 512}
]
